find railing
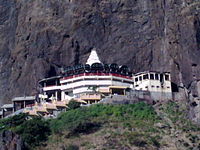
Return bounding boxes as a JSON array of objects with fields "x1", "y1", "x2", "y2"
[
  {"x1": 53, "y1": 101, "x2": 67, "y2": 107},
  {"x1": 60, "y1": 73, "x2": 132, "y2": 81},
  {"x1": 43, "y1": 85, "x2": 61, "y2": 89},
  {"x1": 98, "y1": 89, "x2": 110, "y2": 93},
  {"x1": 44, "y1": 103, "x2": 57, "y2": 110},
  {"x1": 35, "y1": 106, "x2": 47, "y2": 112},
  {"x1": 81, "y1": 94, "x2": 101, "y2": 100}
]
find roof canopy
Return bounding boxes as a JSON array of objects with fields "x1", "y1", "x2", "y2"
[
  {"x1": 109, "y1": 86, "x2": 128, "y2": 89},
  {"x1": 86, "y1": 48, "x2": 101, "y2": 65},
  {"x1": 12, "y1": 96, "x2": 36, "y2": 102},
  {"x1": 1, "y1": 104, "x2": 14, "y2": 109}
]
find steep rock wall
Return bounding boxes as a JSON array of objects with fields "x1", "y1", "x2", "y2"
[
  {"x1": 0, "y1": 0, "x2": 200, "y2": 120},
  {"x1": 0, "y1": 131, "x2": 24, "y2": 150}
]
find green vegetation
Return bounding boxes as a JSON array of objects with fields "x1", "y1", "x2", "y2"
[
  {"x1": 0, "y1": 101, "x2": 199, "y2": 150},
  {"x1": 0, "y1": 114, "x2": 51, "y2": 149},
  {"x1": 50, "y1": 102, "x2": 158, "y2": 135},
  {"x1": 15, "y1": 117, "x2": 51, "y2": 149},
  {"x1": 0, "y1": 113, "x2": 28, "y2": 132},
  {"x1": 63, "y1": 144, "x2": 79, "y2": 150},
  {"x1": 162, "y1": 101, "x2": 200, "y2": 131},
  {"x1": 48, "y1": 102, "x2": 161, "y2": 149},
  {"x1": 67, "y1": 100, "x2": 80, "y2": 110}
]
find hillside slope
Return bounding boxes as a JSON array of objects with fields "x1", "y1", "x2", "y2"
[
  {"x1": 1, "y1": 102, "x2": 199, "y2": 150},
  {"x1": 38, "y1": 102, "x2": 200, "y2": 150}
]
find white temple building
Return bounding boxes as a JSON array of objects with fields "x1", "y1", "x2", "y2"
[
  {"x1": 39, "y1": 48, "x2": 134, "y2": 104},
  {"x1": 38, "y1": 49, "x2": 173, "y2": 103},
  {"x1": 86, "y1": 48, "x2": 101, "y2": 65},
  {"x1": 0, "y1": 48, "x2": 174, "y2": 118},
  {"x1": 133, "y1": 71, "x2": 171, "y2": 92},
  {"x1": 133, "y1": 71, "x2": 172, "y2": 100}
]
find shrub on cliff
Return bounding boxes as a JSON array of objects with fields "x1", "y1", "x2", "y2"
[
  {"x1": 50, "y1": 102, "x2": 158, "y2": 136},
  {"x1": 67, "y1": 100, "x2": 80, "y2": 110},
  {"x1": 0, "y1": 113, "x2": 28, "y2": 132},
  {"x1": 50, "y1": 107, "x2": 100, "y2": 136},
  {"x1": 15, "y1": 117, "x2": 51, "y2": 149}
]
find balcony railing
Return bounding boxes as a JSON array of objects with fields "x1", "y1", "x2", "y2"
[
  {"x1": 61, "y1": 73, "x2": 132, "y2": 81},
  {"x1": 81, "y1": 94, "x2": 101, "y2": 100}
]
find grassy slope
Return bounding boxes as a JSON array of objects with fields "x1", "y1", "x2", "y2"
[
  {"x1": 38, "y1": 102, "x2": 200, "y2": 150},
  {"x1": 0, "y1": 102, "x2": 200, "y2": 150}
]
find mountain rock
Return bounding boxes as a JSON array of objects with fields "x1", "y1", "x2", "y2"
[
  {"x1": 0, "y1": 131, "x2": 24, "y2": 150},
  {"x1": 0, "y1": 0, "x2": 200, "y2": 121}
]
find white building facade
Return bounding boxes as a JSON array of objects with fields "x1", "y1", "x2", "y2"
[
  {"x1": 39, "y1": 48, "x2": 134, "y2": 102},
  {"x1": 133, "y1": 71, "x2": 172, "y2": 101},
  {"x1": 39, "y1": 49, "x2": 173, "y2": 103},
  {"x1": 60, "y1": 73, "x2": 133, "y2": 100}
]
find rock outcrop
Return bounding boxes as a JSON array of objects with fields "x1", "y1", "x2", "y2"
[
  {"x1": 0, "y1": 0, "x2": 200, "y2": 122},
  {"x1": 0, "y1": 131, "x2": 24, "y2": 150}
]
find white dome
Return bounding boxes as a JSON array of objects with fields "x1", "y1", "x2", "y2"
[{"x1": 86, "y1": 48, "x2": 101, "y2": 65}]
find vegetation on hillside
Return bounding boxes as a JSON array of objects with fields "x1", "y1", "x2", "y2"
[
  {"x1": 0, "y1": 114, "x2": 51, "y2": 149},
  {"x1": 14, "y1": 117, "x2": 51, "y2": 149},
  {"x1": 0, "y1": 113, "x2": 28, "y2": 132},
  {"x1": 67, "y1": 100, "x2": 81, "y2": 110},
  {"x1": 0, "y1": 102, "x2": 200, "y2": 150}
]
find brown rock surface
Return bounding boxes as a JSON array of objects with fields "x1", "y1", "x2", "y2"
[
  {"x1": 0, "y1": 0, "x2": 200, "y2": 121},
  {"x1": 0, "y1": 130, "x2": 24, "y2": 150}
]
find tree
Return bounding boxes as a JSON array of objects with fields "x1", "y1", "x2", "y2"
[
  {"x1": 15, "y1": 117, "x2": 51, "y2": 149},
  {"x1": 67, "y1": 100, "x2": 80, "y2": 109}
]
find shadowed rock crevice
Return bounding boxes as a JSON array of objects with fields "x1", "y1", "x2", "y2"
[
  {"x1": 194, "y1": 14, "x2": 200, "y2": 50},
  {"x1": 0, "y1": 131, "x2": 24, "y2": 150},
  {"x1": 47, "y1": 65, "x2": 57, "y2": 78}
]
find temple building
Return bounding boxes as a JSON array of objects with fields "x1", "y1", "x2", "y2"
[
  {"x1": 38, "y1": 76, "x2": 61, "y2": 102},
  {"x1": 133, "y1": 71, "x2": 172, "y2": 100},
  {"x1": 39, "y1": 48, "x2": 134, "y2": 104},
  {"x1": 12, "y1": 96, "x2": 36, "y2": 111},
  {"x1": 0, "y1": 48, "x2": 174, "y2": 118},
  {"x1": 1, "y1": 104, "x2": 14, "y2": 118}
]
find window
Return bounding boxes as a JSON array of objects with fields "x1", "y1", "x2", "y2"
[
  {"x1": 135, "y1": 85, "x2": 139, "y2": 87},
  {"x1": 143, "y1": 74, "x2": 149, "y2": 80},
  {"x1": 150, "y1": 74, "x2": 154, "y2": 80},
  {"x1": 135, "y1": 77, "x2": 138, "y2": 82},
  {"x1": 165, "y1": 74, "x2": 170, "y2": 81},
  {"x1": 123, "y1": 80, "x2": 134, "y2": 84},
  {"x1": 139, "y1": 76, "x2": 142, "y2": 81},
  {"x1": 113, "y1": 79, "x2": 123, "y2": 82},
  {"x1": 156, "y1": 86, "x2": 160, "y2": 88},
  {"x1": 145, "y1": 86, "x2": 148, "y2": 88},
  {"x1": 151, "y1": 85, "x2": 155, "y2": 88},
  {"x1": 160, "y1": 74, "x2": 164, "y2": 82},
  {"x1": 155, "y1": 74, "x2": 159, "y2": 80}
]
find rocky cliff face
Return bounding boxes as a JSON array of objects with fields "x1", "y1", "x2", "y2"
[
  {"x1": 0, "y1": 131, "x2": 24, "y2": 150},
  {"x1": 0, "y1": 0, "x2": 200, "y2": 121}
]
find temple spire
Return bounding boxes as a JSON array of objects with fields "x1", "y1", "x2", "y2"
[{"x1": 86, "y1": 48, "x2": 101, "y2": 65}]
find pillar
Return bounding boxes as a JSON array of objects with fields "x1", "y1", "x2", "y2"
[
  {"x1": 13, "y1": 102, "x2": 16, "y2": 112},
  {"x1": 2, "y1": 110, "x2": 5, "y2": 118},
  {"x1": 55, "y1": 91, "x2": 58, "y2": 101},
  {"x1": 61, "y1": 91, "x2": 65, "y2": 101}
]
